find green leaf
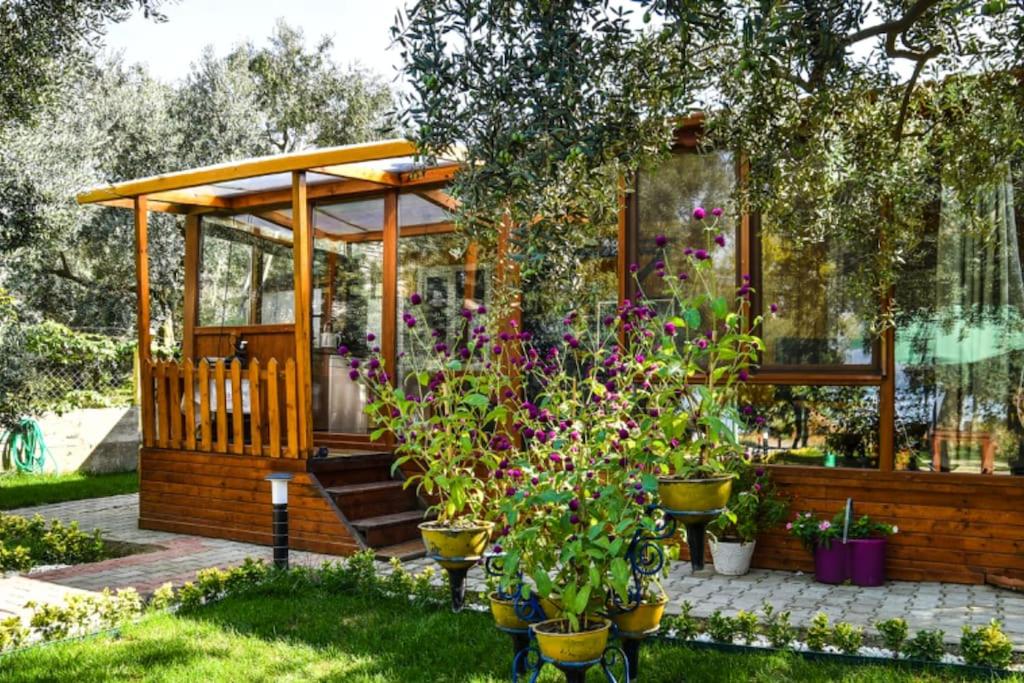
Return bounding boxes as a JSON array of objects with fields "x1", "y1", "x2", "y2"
[
  {"x1": 464, "y1": 393, "x2": 490, "y2": 409},
  {"x1": 683, "y1": 308, "x2": 701, "y2": 329},
  {"x1": 533, "y1": 569, "x2": 553, "y2": 597},
  {"x1": 711, "y1": 296, "x2": 728, "y2": 319}
]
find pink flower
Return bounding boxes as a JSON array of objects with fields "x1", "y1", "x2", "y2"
[
  {"x1": 711, "y1": 207, "x2": 723, "y2": 217},
  {"x1": 785, "y1": 522, "x2": 793, "y2": 530},
  {"x1": 819, "y1": 521, "x2": 831, "y2": 531},
  {"x1": 693, "y1": 207, "x2": 706, "y2": 220}
]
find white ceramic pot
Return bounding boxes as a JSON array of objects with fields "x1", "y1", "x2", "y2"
[{"x1": 710, "y1": 539, "x2": 756, "y2": 576}]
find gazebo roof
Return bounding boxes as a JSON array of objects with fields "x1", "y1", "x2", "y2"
[{"x1": 77, "y1": 138, "x2": 460, "y2": 214}]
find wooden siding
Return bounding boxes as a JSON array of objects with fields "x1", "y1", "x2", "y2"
[
  {"x1": 679, "y1": 466, "x2": 1024, "y2": 584},
  {"x1": 138, "y1": 448, "x2": 364, "y2": 556}
]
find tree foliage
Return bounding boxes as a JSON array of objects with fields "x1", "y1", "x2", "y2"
[{"x1": 396, "y1": 0, "x2": 1024, "y2": 325}]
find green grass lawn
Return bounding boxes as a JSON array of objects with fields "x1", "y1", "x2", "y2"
[
  {"x1": 0, "y1": 471, "x2": 138, "y2": 510},
  {"x1": 0, "y1": 590, "x2": 1009, "y2": 682}
]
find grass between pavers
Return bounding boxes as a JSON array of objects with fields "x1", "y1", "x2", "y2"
[
  {"x1": 0, "y1": 591, "x2": 1011, "y2": 683},
  {"x1": 0, "y1": 472, "x2": 138, "y2": 510}
]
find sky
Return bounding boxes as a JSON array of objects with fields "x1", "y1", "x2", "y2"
[{"x1": 103, "y1": 0, "x2": 407, "y2": 84}]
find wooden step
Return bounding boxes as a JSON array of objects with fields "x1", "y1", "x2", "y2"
[
  {"x1": 374, "y1": 539, "x2": 427, "y2": 562},
  {"x1": 309, "y1": 451, "x2": 394, "y2": 485},
  {"x1": 325, "y1": 480, "x2": 419, "y2": 520},
  {"x1": 352, "y1": 510, "x2": 432, "y2": 547}
]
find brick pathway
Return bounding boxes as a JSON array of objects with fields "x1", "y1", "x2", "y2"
[{"x1": 4, "y1": 494, "x2": 1023, "y2": 648}]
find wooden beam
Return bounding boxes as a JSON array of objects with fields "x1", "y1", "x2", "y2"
[
  {"x1": 182, "y1": 215, "x2": 200, "y2": 361},
  {"x1": 90, "y1": 197, "x2": 192, "y2": 214},
  {"x1": 399, "y1": 164, "x2": 457, "y2": 186},
  {"x1": 135, "y1": 196, "x2": 154, "y2": 447},
  {"x1": 148, "y1": 189, "x2": 233, "y2": 209},
  {"x1": 78, "y1": 139, "x2": 418, "y2": 205},
  {"x1": 292, "y1": 172, "x2": 314, "y2": 456},
  {"x1": 227, "y1": 178, "x2": 385, "y2": 211},
  {"x1": 313, "y1": 163, "x2": 401, "y2": 186},
  {"x1": 415, "y1": 188, "x2": 460, "y2": 211}
]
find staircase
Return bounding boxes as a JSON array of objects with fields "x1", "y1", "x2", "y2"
[{"x1": 309, "y1": 450, "x2": 431, "y2": 561}]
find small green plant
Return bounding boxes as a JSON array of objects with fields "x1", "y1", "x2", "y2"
[
  {"x1": 734, "y1": 610, "x2": 759, "y2": 645},
  {"x1": 875, "y1": 617, "x2": 908, "y2": 658},
  {"x1": 761, "y1": 601, "x2": 795, "y2": 649},
  {"x1": 960, "y1": 620, "x2": 1013, "y2": 669},
  {"x1": 411, "y1": 566, "x2": 440, "y2": 607},
  {"x1": 0, "y1": 616, "x2": 28, "y2": 651},
  {"x1": 148, "y1": 583, "x2": 175, "y2": 612},
  {"x1": 831, "y1": 621, "x2": 864, "y2": 655},
  {"x1": 905, "y1": 629, "x2": 946, "y2": 662},
  {"x1": 707, "y1": 610, "x2": 738, "y2": 643},
  {"x1": 806, "y1": 612, "x2": 831, "y2": 651},
  {"x1": 670, "y1": 600, "x2": 700, "y2": 641},
  {"x1": 0, "y1": 513, "x2": 106, "y2": 570}
]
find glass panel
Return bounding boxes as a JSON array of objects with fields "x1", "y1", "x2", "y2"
[
  {"x1": 311, "y1": 238, "x2": 384, "y2": 434},
  {"x1": 198, "y1": 217, "x2": 294, "y2": 326},
  {"x1": 738, "y1": 384, "x2": 880, "y2": 469},
  {"x1": 895, "y1": 165, "x2": 1024, "y2": 474},
  {"x1": 635, "y1": 151, "x2": 737, "y2": 300},
  {"x1": 399, "y1": 192, "x2": 452, "y2": 227},
  {"x1": 313, "y1": 197, "x2": 385, "y2": 236},
  {"x1": 396, "y1": 231, "x2": 490, "y2": 388},
  {"x1": 760, "y1": 232, "x2": 875, "y2": 365}
]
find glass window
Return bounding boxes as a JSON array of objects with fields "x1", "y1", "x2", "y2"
[
  {"x1": 760, "y1": 232, "x2": 876, "y2": 366},
  {"x1": 895, "y1": 165, "x2": 1024, "y2": 474},
  {"x1": 313, "y1": 197, "x2": 385, "y2": 236},
  {"x1": 399, "y1": 192, "x2": 452, "y2": 227},
  {"x1": 738, "y1": 384, "x2": 880, "y2": 469},
  {"x1": 198, "y1": 216, "x2": 294, "y2": 327},
  {"x1": 635, "y1": 151, "x2": 737, "y2": 300}
]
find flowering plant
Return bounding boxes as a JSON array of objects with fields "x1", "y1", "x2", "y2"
[
  {"x1": 846, "y1": 514, "x2": 898, "y2": 539},
  {"x1": 787, "y1": 511, "x2": 844, "y2": 550},
  {"x1": 348, "y1": 295, "x2": 514, "y2": 526},
  {"x1": 709, "y1": 465, "x2": 789, "y2": 544},
  {"x1": 620, "y1": 206, "x2": 767, "y2": 480},
  {"x1": 494, "y1": 313, "x2": 665, "y2": 632}
]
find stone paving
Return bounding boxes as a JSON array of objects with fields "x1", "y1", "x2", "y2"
[{"x1": 3, "y1": 493, "x2": 1024, "y2": 648}]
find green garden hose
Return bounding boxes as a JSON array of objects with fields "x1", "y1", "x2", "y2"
[{"x1": 1, "y1": 418, "x2": 56, "y2": 474}]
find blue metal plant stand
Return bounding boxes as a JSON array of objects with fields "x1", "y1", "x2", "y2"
[{"x1": 512, "y1": 642, "x2": 628, "y2": 683}]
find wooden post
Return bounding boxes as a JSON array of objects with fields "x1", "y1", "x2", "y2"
[
  {"x1": 879, "y1": 290, "x2": 896, "y2": 471},
  {"x1": 134, "y1": 196, "x2": 154, "y2": 447},
  {"x1": 291, "y1": 172, "x2": 314, "y2": 455},
  {"x1": 381, "y1": 191, "x2": 398, "y2": 382},
  {"x1": 182, "y1": 214, "x2": 200, "y2": 361}
]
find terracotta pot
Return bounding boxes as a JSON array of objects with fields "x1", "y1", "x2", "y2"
[
  {"x1": 419, "y1": 519, "x2": 493, "y2": 570},
  {"x1": 711, "y1": 539, "x2": 756, "y2": 576},
  {"x1": 531, "y1": 617, "x2": 610, "y2": 664}
]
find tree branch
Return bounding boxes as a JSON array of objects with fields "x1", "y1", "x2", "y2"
[{"x1": 844, "y1": 0, "x2": 943, "y2": 46}]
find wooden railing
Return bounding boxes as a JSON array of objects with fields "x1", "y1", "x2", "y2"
[{"x1": 141, "y1": 358, "x2": 301, "y2": 457}]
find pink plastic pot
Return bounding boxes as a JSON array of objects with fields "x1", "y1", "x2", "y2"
[
  {"x1": 849, "y1": 537, "x2": 887, "y2": 587},
  {"x1": 813, "y1": 542, "x2": 850, "y2": 584}
]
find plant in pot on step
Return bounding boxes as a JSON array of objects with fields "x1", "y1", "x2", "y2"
[
  {"x1": 787, "y1": 511, "x2": 848, "y2": 584},
  {"x1": 490, "y1": 311, "x2": 654, "y2": 676},
  {"x1": 350, "y1": 294, "x2": 515, "y2": 609},
  {"x1": 707, "y1": 463, "x2": 789, "y2": 576},
  {"x1": 621, "y1": 207, "x2": 767, "y2": 569},
  {"x1": 844, "y1": 513, "x2": 897, "y2": 587}
]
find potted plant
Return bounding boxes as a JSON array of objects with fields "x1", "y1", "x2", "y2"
[
  {"x1": 708, "y1": 465, "x2": 789, "y2": 575},
  {"x1": 493, "y1": 311, "x2": 663, "y2": 667},
  {"x1": 621, "y1": 207, "x2": 765, "y2": 520},
  {"x1": 846, "y1": 514, "x2": 897, "y2": 587},
  {"x1": 351, "y1": 295, "x2": 513, "y2": 604},
  {"x1": 787, "y1": 511, "x2": 848, "y2": 584}
]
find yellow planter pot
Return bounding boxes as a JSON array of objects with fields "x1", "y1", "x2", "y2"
[
  {"x1": 609, "y1": 595, "x2": 668, "y2": 637},
  {"x1": 531, "y1": 618, "x2": 611, "y2": 665},
  {"x1": 419, "y1": 520, "x2": 494, "y2": 570},
  {"x1": 489, "y1": 592, "x2": 530, "y2": 631},
  {"x1": 657, "y1": 476, "x2": 732, "y2": 521}
]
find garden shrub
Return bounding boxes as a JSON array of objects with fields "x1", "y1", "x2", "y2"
[
  {"x1": 831, "y1": 622, "x2": 864, "y2": 655},
  {"x1": 668, "y1": 601, "x2": 699, "y2": 641},
  {"x1": 905, "y1": 629, "x2": 946, "y2": 662},
  {"x1": 761, "y1": 601, "x2": 795, "y2": 650},
  {"x1": 734, "y1": 610, "x2": 759, "y2": 645},
  {"x1": 0, "y1": 616, "x2": 28, "y2": 651},
  {"x1": 875, "y1": 617, "x2": 908, "y2": 658},
  {"x1": 707, "y1": 611, "x2": 738, "y2": 643},
  {"x1": 0, "y1": 513, "x2": 105, "y2": 570},
  {"x1": 806, "y1": 613, "x2": 831, "y2": 651},
  {"x1": 960, "y1": 620, "x2": 1013, "y2": 669}
]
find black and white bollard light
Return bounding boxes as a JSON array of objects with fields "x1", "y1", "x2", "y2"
[{"x1": 265, "y1": 472, "x2": 293, "y2": 570}]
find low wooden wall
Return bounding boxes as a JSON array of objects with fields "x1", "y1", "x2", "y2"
[
  {"x1": 746, "y1": 466, "x2": 1024, "y2": 584},
  {"x1": 138, "y1": 448, "x2": 364, "y2": 556}
]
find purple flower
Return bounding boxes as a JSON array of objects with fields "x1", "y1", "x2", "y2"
[
  {"x1": 349, "y1": 359, "x2": 361, "y2": 369},
  {"x1": 738, "y1": 369, "x2": 749, "y2": 381},
  {"x1": 694, "y1": 249, "x2": 709, "y2": 261},
  {"x1": 695, "y1": 338, "x2": 708, "y2": 350},
  {"x1": 570, "y1": 514, "x2": 581, "y2": 525},
  {"x1": 714, "y1": 234, "x2": 726, "y2": 247},
  {"x1": 404, "y1": 315, "x2": 417, "y2": 328},
  {"x1": 493, "y1": 544, "x2": 503, "y2": 553},
  {"x1": 549, "y1": 452, "x2": 562, "y2": 463},
  {"x1": 664, "y1": 322, "x2": 676, "y2": 335},
  {"x1": 565, "y1": 462, "x2": 575, "y2": 472},
  {"x1": 753, "y1": 483, "x2": 763, "y2": 492},
  {"x1": 369, "y1": 358, "x2": 380, "y2": 370},
  {"x1": 711, "y1": 207, "x2": 723, "y2": 217},
  {"x1": 770, "y1": 303, "x2": 779, "y2": 313},
  {"x1": 410, "y1": 293, "x2": 422, "y2": 305},
  {"x1": 477, "y1": 305, "x2": 487, "y2": 314},
  {"x1": 366, "y1": 333, "x2": 376, "y2": 342},
  {"x1": 678, "y1": 272, "x2": 689, "y2": 281},
  {"x1": 569, "y1": 499, "x2": 580, "y2": 511},
  {"x1": 629, "y1": 263, "x2": 639, "y2": 273},
  {"x1": 755, "y1": 467, "x2": 765, "y2": 477},
  {"x1": 655, "y1": 234, "x2": 668, "y2": 248},
  {"x1": 338, "y1": 344, "x2": 350, "y2": 356},
  {"x1": 693, "y1": 207, "x2": 706, "y2": 220},
  {"x1": 348, "y1": 369, "x2": 359, "y2": 381},
  {"x1": 492, "y1": 344, "x2": 503, "y2": 356}
]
